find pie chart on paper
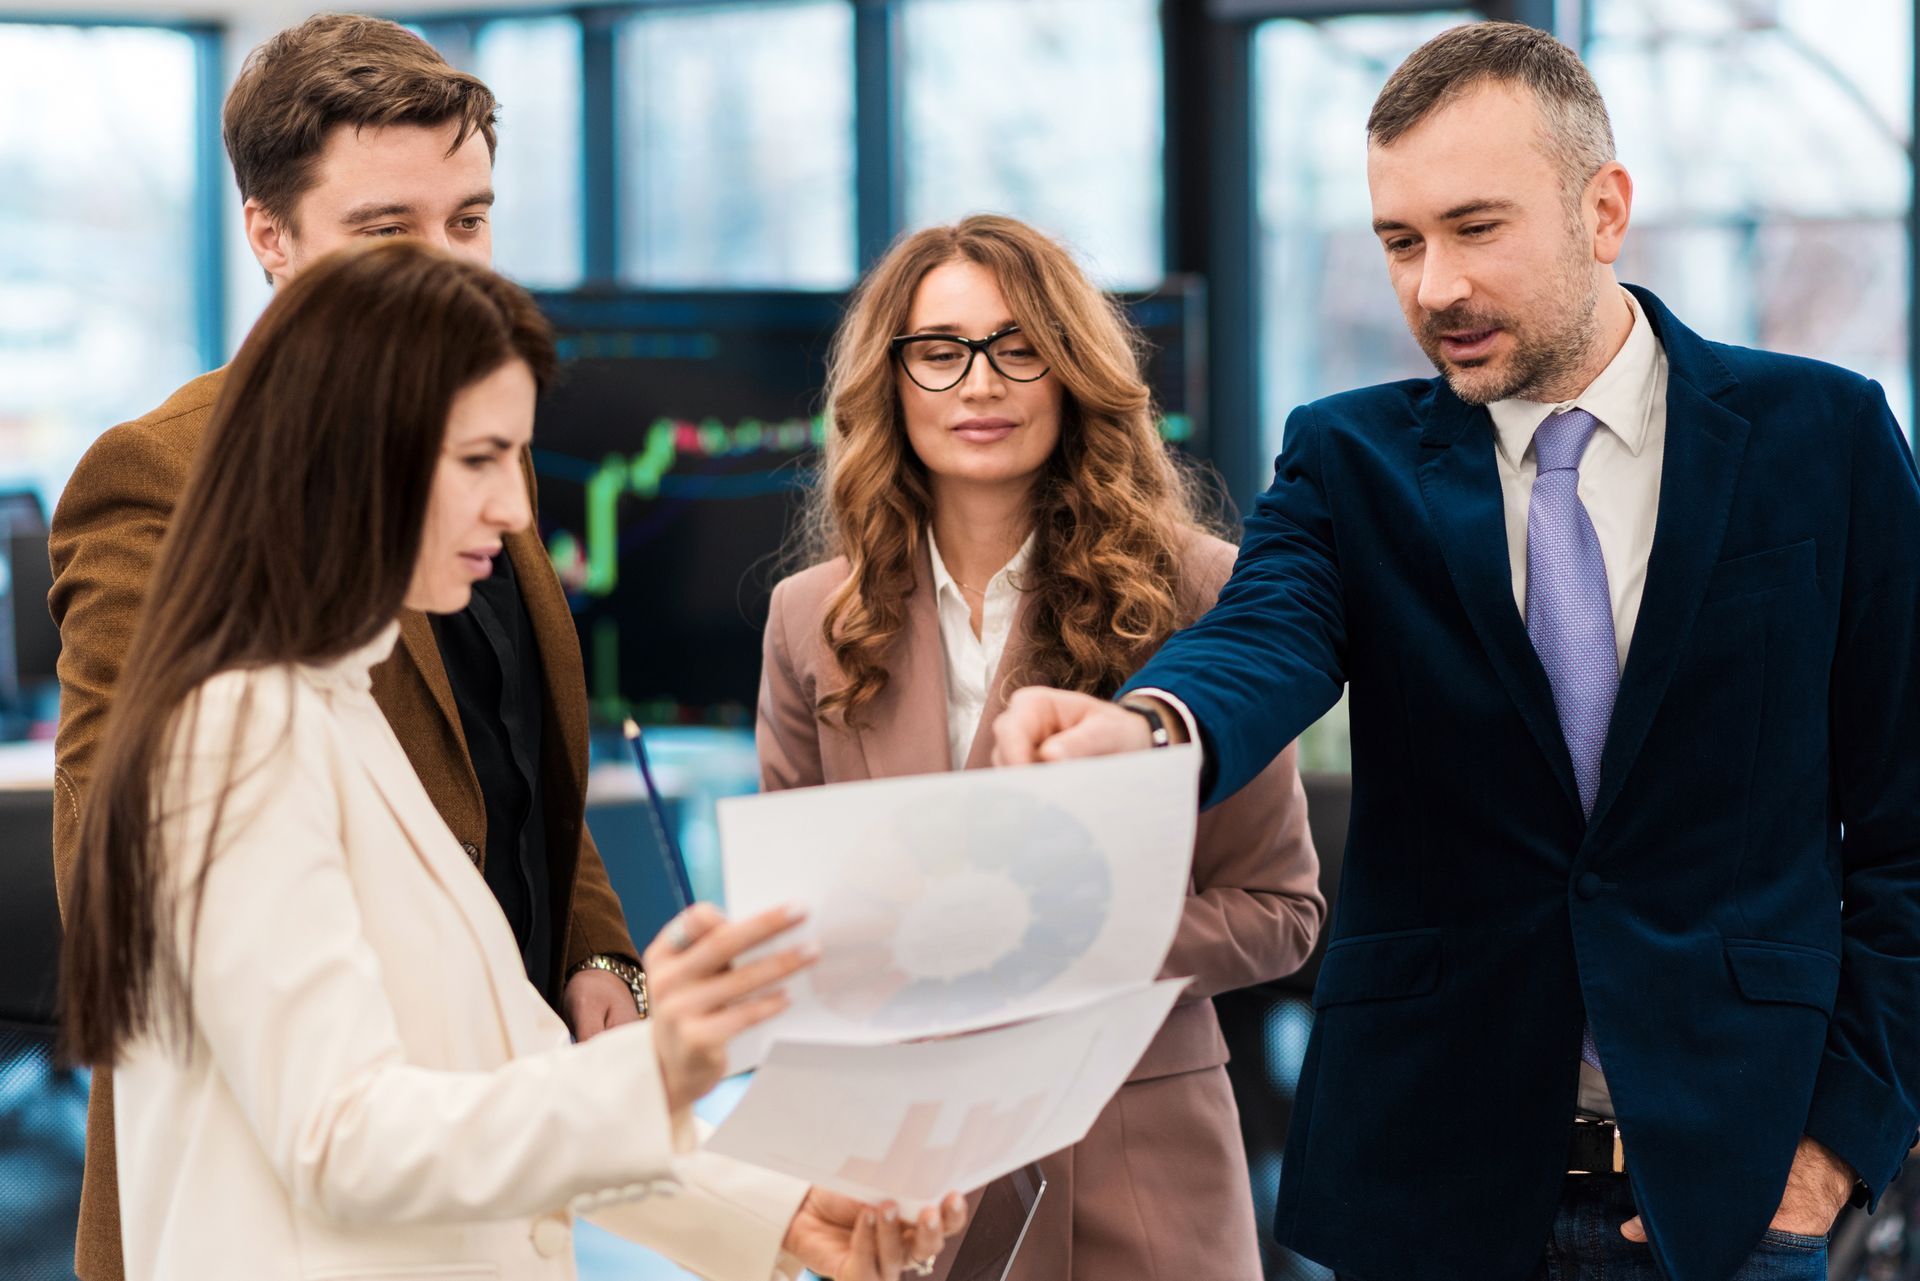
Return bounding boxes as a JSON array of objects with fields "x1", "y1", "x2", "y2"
[{"x1": 808, "y1": 783, "x2": 1114, "y2": 1029}]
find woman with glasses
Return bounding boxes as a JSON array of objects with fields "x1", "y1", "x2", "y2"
[
  {"x1": 59, "y1": 240, "x2": 964, "y2": 1281},
  {"x1": 756, "y1": 214, "x2": 1326, "y2": 1280}
]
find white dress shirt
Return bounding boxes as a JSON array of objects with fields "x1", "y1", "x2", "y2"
[
  {"x1": 1488, "y1": 288, "x2": 1670, "y2": 1119},
  {"x1": 1488, "y1": 288, "x2": 1670, "y2": 671},
  {"x1": 928, "y1": 529, "x2": 1036, "y2": 771}
]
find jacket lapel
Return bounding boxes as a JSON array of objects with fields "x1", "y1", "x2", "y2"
[
  {"x1": 346, "y1": 722, "x2": 556, "y2": 1058},
  {"x1": 506, "y1": 523, "x2": 591, "y2": 795},
  {"x1": 1587, "y1": 289, "x2": 1749, "y2": 835},
  {"x1": 508, "y1": 448, "x2": 590, "y2": 790},
  {"x1": 394, "y1": 609, "x2": 469, "y2": 756},
  {"x1": 962, "y1": 594, "x2": 1039, "y2": 772},
  {"x1": 1416, "y1": 387, "x2": 1583, "y2": 813},
  {"x1": 856, "y1": 542, "x2": 956, "y2": 780}
]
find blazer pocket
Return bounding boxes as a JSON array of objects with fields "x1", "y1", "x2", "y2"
[
  {"x1": 1724, "y1": 939, "x2": 1840, "y2": 1013},
  {"x1": 1701, "y1": 539, "x2": 1815, "y2": 604},
  {"x1": 1312, "y1": 928, "x2": 1441, "y2": 1010}
]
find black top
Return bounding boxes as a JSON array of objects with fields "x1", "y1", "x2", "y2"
[{"x1": 431, "y1": 549, "x2": 555, "y2": 998}]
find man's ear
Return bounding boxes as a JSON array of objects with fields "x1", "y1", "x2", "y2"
[
  {"x1": 1588, "y1": 161, "x2": 1633, "y2": 267},
  {"x1": 243, "y1": 198, "x2": 294, "y2": 286}
]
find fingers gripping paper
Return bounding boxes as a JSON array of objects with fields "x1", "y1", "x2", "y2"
[
  {"x1": 708, "y1": 749, "x2": 1201, "y2": 1209},
  {"x1": 706, "y1": 979, "x2": 1188, "y2": 1213}
]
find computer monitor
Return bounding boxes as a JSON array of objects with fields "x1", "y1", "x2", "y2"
[
  {"x1": 0, "y1": 489, "x2": 56, "y2": 725},
  {"x1": 528, "y1": 281, "x2": 1207, "y2": 724},
  {"x1": 7, "y1": 533, "x2": 57, "y2": 688}
]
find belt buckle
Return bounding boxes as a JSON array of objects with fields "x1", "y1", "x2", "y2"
[{"x1": 1569, "y1": 1118, "x2": 1627, "y2": 1175}]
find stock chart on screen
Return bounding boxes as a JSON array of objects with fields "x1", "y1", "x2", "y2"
[{"x1": 529, "y1": 281, "x2": 1206, "y2": 725}]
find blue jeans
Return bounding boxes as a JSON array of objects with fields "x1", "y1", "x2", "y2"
[{"x1": 1529, "y1": 1174, "x2": 1828, "y2": 1281}]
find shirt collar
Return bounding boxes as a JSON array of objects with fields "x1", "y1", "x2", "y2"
[
  {"x1": 300, "y1": 620, "x2": 401, "y2": 693},
  {"x1": 927, "y1": 528, "x2": 1037, "y2": 606},
  {"x1": 1488, "y1": 288, "x2": 1660, "y2": 468}
]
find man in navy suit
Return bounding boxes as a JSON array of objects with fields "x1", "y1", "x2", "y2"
[{"x1": 993, "y1": 21, "x2": 1920, "y2": 1281}]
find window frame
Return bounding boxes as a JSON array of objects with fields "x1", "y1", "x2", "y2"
[
  {"x1": 70, "y1": 0, "x2": 1909, "y2": 483},
  {"x1": 384, "y1": 0, "x2": 1920, "y2": 483},
  {"x1": 0, "y1": 13, "x2": 227, "y2": 376}
]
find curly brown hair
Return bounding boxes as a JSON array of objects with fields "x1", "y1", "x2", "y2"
[{"x1": 797, "y1": 214, "x2": 1221, "y2": 726}]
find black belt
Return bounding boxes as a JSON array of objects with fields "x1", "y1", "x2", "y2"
[{"x1": 1568, "y1": 1116, "x2": 1626, "y2": 1175}]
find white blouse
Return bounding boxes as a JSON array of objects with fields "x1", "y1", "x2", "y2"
[{"x1": 927, "y1": 529, "x2": 1037, "y2": 770}]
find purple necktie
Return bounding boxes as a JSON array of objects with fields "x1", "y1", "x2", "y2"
[{"x1": 1524, "y1": 407, "x2": 1618, "y2": 1073}]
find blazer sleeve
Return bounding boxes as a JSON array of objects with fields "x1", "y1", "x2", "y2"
[
  {"x1": 47, "y1": 422, "x2": 185, "y2": 913},
  {"x1": 586, "y1": 1131, "x2": 811, "y2": 1281},
  {"x1": 566, "y1": 812, "x2": 643, "y2": 969},
  {"x1": 1802, "y1": 378, "x2": 1920, "y2": 1201},
  {"x1": 1167, "y1": 741, "x2": 1325, "y2": 998},
  {"x1": 1121, "y1": 404, "x2": 1349, "y2": 808},
  {"x1": 757, "y1": 577, "x2": 827, "y2": 792},
  {"x1": 156, "y1": 669, "x2": 804, "y2": 1274}
]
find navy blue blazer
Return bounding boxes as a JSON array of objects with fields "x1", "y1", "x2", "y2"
[{"x1": 1123, "y1": 288, "x2": 1920, "y2": 1281}]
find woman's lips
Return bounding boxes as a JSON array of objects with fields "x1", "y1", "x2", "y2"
[
  {"x1": 953, "y1": 418, "x2": 1018, "y2": 444},
  {"x1": 459, "y1": 551, "x2": 496, "y2": 579},
  {"x1": 1438, "y1": 328, "x2": 1502, "y2": 362}
]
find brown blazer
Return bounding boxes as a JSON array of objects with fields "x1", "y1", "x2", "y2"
[
  {"x1": 757, "y1": 530, "x2": 1326, "y2": 1281},
  {"x1": 48, "y1": 368, "x2": 640, "y2": 1281}
]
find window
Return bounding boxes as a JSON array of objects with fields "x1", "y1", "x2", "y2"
[
  {"x1": 1588, "y1": 0, "x2": 1914, "y2": 426},
  {"x1": 1253, "y1": 11, "x2": 1478, "y2": 461},
  {"x1": 0, "y1": 23, "x2": 210, "y2": 513},
  {"x1": 617, "y1": 1, "x2": 856, "y2": 287},
  {"x1": 474, "y1": 17, "x2": 586, "y2": 289},
  {"x1": 900, "y1": 0, "x2": 1165, "y2": 287}
]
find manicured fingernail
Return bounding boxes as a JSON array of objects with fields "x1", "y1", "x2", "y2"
[
  {"x1": 883, "y1": 1204, "x2": 898, "y2": 1223},
  {"x1": 861, "y1": 1210, "x2": 875, "y2": 1228},
  {"x1": 797, "y1": 942, "x2": 821, "y2": 961},
  {"x1": 785, "y1": 902, "x2": 807, "y2": 921}
]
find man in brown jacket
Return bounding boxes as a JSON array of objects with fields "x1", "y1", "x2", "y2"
[{"x1": 48, "y1": 17, "x2": 643, "y2": 1280}]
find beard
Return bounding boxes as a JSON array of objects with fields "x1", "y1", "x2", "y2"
[{"x1": 1413, "y1": 241, "x2": 1603, "y2": 406}]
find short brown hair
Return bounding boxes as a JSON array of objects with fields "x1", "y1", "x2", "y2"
[
  {"x1": 1368, "y1": 21, "x2": 1614, "y2": 199},
  {"x1": 223, "y1": 13, "x2": 498, "y2": 224}
]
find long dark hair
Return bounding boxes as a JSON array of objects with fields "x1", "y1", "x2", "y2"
[{"x1": 60, "y1": 240, "x2": 556, "y2": 1065}]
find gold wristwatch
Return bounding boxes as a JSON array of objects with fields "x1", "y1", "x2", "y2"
[{"x1": 570, "y1": 953, "x2": 649, "y2": 1019}]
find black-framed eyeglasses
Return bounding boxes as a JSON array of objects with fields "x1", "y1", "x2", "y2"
[{"x1": 889, "y1": 324, "x2": 1050, "y2": 393}]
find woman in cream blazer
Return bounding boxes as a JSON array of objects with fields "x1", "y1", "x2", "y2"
[
  {"x1": 756, "y1": 216, "x2": 1326, "y2": 1280},
  {"x1": 60, "y1": 242, "x2": 958, "y2": 1281}
]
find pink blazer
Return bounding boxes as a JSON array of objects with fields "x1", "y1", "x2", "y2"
[{"x1": 756, "y1": 529, "x2": 1325, "y2": 1279}]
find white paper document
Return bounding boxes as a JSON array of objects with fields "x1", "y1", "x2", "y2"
[
  {"x1": 705, "y1": 978, "x2": 1189, "y2": 1212},
  {"x1": 718, "y1": 746, "x2": 1201, "y2": 1070}
]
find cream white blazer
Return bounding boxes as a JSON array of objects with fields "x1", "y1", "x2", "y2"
[{"x1": 111, "y1": 623, "x2": 808, "y2": 1281}]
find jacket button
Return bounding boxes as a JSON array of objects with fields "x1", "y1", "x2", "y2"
[
  {"x1": 1575, "y1": 872, "x2": 1603, "y2": 900},
  {"x1": 461, "y1": 841, "x2": 481, "y2": 864},
  {"x1": 530, "y1": 1212, "x2": 571, "y2": 1257}
]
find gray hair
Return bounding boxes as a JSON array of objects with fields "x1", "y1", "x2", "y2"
[{"x1": 1368, "y1": 21, "x2": 1615, "y2": 204}]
